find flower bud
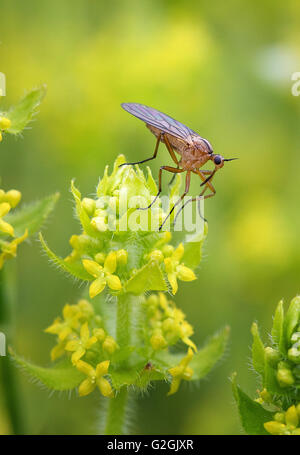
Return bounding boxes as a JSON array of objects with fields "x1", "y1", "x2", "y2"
[
  {"x1": 148, "y1": 250, "x2": 164, "y2": 263},
  {"x1": 5, "y1": 190, "x2": 21, "y2": 208},
  {"x1": 102, "y1": 336, "x2": 118, "y2": 354},
  {"x1": 265, "y1": 347, "x2": 281, "y2": 366},
  {"x1": 0, "y1": 117, "x2": 11, "y2": 130},
  {"x1": 82, "y1": 198, "x2": 96, "y2": 216},
  {"x1": 285, "y1": 405, "x2": 299, "y2": 428},
  {"x1": 150, "y1": 333, "x2": 167, "y2": 350},
  {"x1": 274, "y1": 412, "x2": 285, "y2": 423},
  {"x1": 93, "y1": 328, "x2": 106, "y2": 342},
  {"x1": 91, "y1": 216, "x2": 108, "y2": 232},
  {"x1": 177, "y1": 265, "x2": 196, "y2": 282},
  {"x1": 116, "y1": 249, "x2": 128, "y2": 265},
  {"x1": 94, "y1": 252, "x2": 106, "y2": 264},
  {"x1": 162, "y1": 244, "x2": 174, "y2": 257},
  {"x1": 288, "y1": 347, "x2": 300, "y2": 364},
  {"x1": 277, "y1": 367, "x2": 295, "y2": 387},
  {"x1": 264, "y1": 421, "x2": 286, "y2": 435}
]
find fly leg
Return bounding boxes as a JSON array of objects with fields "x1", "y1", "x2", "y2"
[
  {"x1": 138, "y1": 166, "x2": 185, "y2": 211},
  {"x1": 159, "y1": 171, "x2": 191, "y2": 231},
  {"x1": 174, "y1": 170, "x2": 216, "y2": 224},
  {"x1": 119, "y1": 133, "x2": 161, "y2": 167},
  {"x1": 162, "y1": 134, "x2": 180, "y2": 186}
]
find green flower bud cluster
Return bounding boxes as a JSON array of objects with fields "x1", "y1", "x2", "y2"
[
  {"x1": 145, "y1": 293, "x2": 196, "y2": 352},
  {"x1": 41, "y1": 155, "x2": 206, "y2": 297}
]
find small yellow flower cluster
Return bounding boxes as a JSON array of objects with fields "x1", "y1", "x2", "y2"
[
  {"x1": 148, "y1": 233, "x2": 196, "y2": 294},
  {"x1": 0, "y1": 188, "x2": 28, "y2": 269},
  {"x1": 146, "y1": 293, "x2": 197, "y2": 352},
  {"x1": 264, "y1": 404, "x2": 300, "y2": 435},
  {"x1": 0, "y1": 116, "x2": 11, "y2": 142},
  {"x1": 45, "y1": 299, "x2": 117, "y2": 398},
  {"x1": 82, "y1": 249, "x2": 126, "y2": 298}
]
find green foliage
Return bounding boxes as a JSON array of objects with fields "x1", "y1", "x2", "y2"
[
  {"x1": 5, "y1": 85, "x2": 47, "y2": 135},
  {"x1": 10, "y1": 350, "x2": 84, "y2": 391},
  {"x1": 6, "y1": 193, "x2": 59, "y2": 237},
  {"x1": 233, "y1": 296, "x2": 300, "y2": 435},
  {"x1": 231, "y1": 373, "x2": 272, "y2": 435}
]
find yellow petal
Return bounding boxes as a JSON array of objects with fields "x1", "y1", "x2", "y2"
[
  {"x1": 89, "y1": 277, "x2": 106, "y2": 298},
  {"x1": 96, "y1": 360, "x2": 110, "y2": 377},
  {"x1": 0, "y1": 219, "x2": 14, "y2": 236},
  {"x1": 65, "y1": 339, "x2": 80, "y2": 352},
  {"x1": 285, "y1": 405, "x2": 299, "y2": 428},
  {"x1": 106, "y1": 274, "x2": 122, "y2": 291},
  {"x1": 97, "y1": 377, "x2": 113, "y2": 397},
  {"x1": 50, "y1": 343, "x2": 65, "y2": 361},
  {"x1": 173, "y1": 243, "x2": 184, "y2": 261},
  {"x1": 0, "y1": 202, "x2": 11, "y2": 217},
  {"x1": 82, "y1": 259, "x2": 103, "y2": 278},
  {"x1": 80, "y1": 322, "x2": 90, "y2": 342},
  {"x1": 104, "y1": 251, "x2": 117, "y2": 274},
  {"x1": 86, "y1": 336, "x2": 98, "y2": 349},
  {"x1": 78, "y1": 378, "x2": 96, "y2": 397},
  {"x1": 71, "y1": 347, "x2": 85, "y2": 365},
  {"x1": 59, "y1": 326, "x2": 72, "y2": 341},
  {"x1": 167, "y1": 377, "x2": 181, "y2": 396},
  {"x1": 264, "y1": 421, "x2": 286, "y2": 435},
  {"x1": 176, "y1": 265, "x2": 196, "y2": 282},
  {"x1": 76, "y1": 359, "x2": 95, "y2": 377},
  {"x1": 93, "y1": 328, "x2": 106, "y2": 341}
]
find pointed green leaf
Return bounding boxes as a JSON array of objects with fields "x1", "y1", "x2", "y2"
[
  {"x1": 6, "y1": 85, "x2": 47, "y2": 135},
  {"x1": 191, "y1": 326, "x2": 230, "y2": 379},
  {"x1": 284, "y1": 296, "x2": 300, "y2": 348},
  {"x1": 39, "y1": 232, "x2": 91, "y2": 281},
  {"x1": 6, "y1": 193, "x2": 59, "y2": 238},
  {"x1": 231, "y1": 373, "x2": 273, "y2": 435},
  {"x1": 125, "y1": 260, "x2": 167, "y2": 294},
  {"x1": 272, "y1": 300, "x2": 285, "y2": 353},
  {"x1": 10, "y1": 350, "x2": 84, "y2": 391},
  {"x1": 251, "y1": 323, "x2": 265, "y2": 376}
]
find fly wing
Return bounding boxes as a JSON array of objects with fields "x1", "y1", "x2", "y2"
[{"x1": 121, "y1": 102, "x2": 197, "y2": 141}]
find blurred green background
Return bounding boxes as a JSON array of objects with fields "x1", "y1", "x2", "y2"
[{"x1": 1, "y1": 0, "x2": 300, "y2": 435}]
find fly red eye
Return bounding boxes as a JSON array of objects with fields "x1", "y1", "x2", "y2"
[{"x1": 214, "y1": 155, "x2": 222, "y2": 165}]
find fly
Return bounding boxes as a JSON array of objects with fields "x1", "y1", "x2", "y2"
[{"x1": 120, "y1": 102, "x2": 237, "y2": 230}]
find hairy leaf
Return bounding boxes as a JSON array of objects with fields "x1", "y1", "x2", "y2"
[
  {"x1": 125, "y1": 260, "x2": 167, "y2": 294},
  {"x1": 251, "y1": 323, "x2": 265, "y2": 376},
  {"x1": 272, "y1": 300, "x2": 285, "y2": 353},
  {"x1": 231, "y1": 373, "x2": 273, "y2": 435},
  {"x1": 39, "y1": 232, "x2": 91, "y2": 281},
  {"x1": 6, "y1": 85, "x2": 47, "y2": 135},
  {"x1": 6, "y1": 193, "x2": 59, "y2": 237},
  {"x1": 10, "y1": 350, "x2": 84, "y2": 391}
]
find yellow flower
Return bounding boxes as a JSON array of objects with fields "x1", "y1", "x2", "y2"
[
  {"x1": 168, "y1": 347, "x2": 194, "y2": 395},
  {"x1": 76, "y1": 359, "x2": 113, "y2": 397},
  {"x1": 45, "y1": 304, "x2": 81, "y2": 341},
  {"x1": 65, "y1": 322, "x2": 98, "y2": 364},
  {"x1": 0, "y1": 202, "x2": 14, "y2": 236},
  {"x1": 264, "y1": 405, "x2": 300, "y2": 435},
  {"x1": 82, "y1": 251, "x2": 122, "y2": 298},
  {"x1": 0, "y1": 116, "x2": 11, "y2": 130},
  {"x1": 164, "y1": 243, "x2": 196, "y2": 294},
  {"x1": 0, "y1": 229, "x2": 28, "y2": 269}
]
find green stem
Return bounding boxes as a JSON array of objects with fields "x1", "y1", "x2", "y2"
[
  {"x1": 103, "y1": 293, "x2": 139, "y2": 435},
  {"x1": 0, "y1": 264, "x2": 24, "y2": 435},
  {"x1": 104, "y1": 387, "x2": 129, "y2": 435}
]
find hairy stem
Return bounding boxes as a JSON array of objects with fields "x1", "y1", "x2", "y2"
[
  {"x1": 0, "y1": 264, "x2": 24, "y2": 434},
  {"x1": 104, "y1": 387, "x2": 129, "y2": 435},
  {"x1": 103, "y1": 293, "x2": 138, "y2": 435}
]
